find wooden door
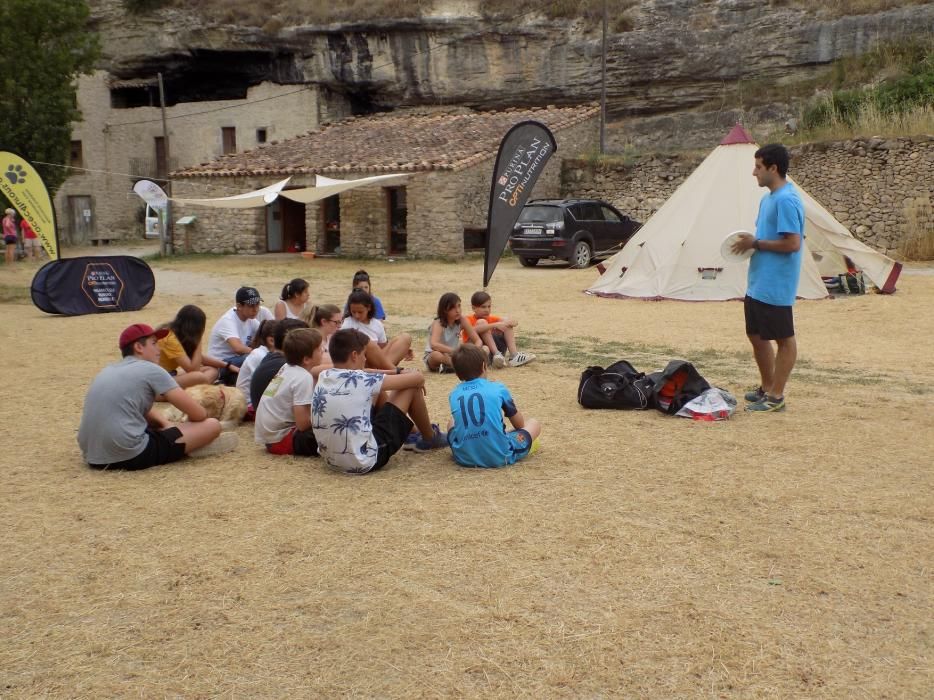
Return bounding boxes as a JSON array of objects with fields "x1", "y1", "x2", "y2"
[{"x1": 67, "y1": 195, "x2": 94, "y2": 245}]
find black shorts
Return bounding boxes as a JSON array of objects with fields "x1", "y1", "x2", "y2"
[
  {"x1": 370, "y1": 403, "x2": 414, "y2": 471},
  {"x1": 292, "y1": 428, "x2": 319, "y2": 457},
  {"x1": 89, "y1": 427, "x2": 186, "y2": 471},
  {"x1": 4, "y1": 235, "x2": 16, "y2": 245},
  {"x1": 491, "y1": 330, "x2": 509, "y2": 353},
  {"x1": 744, "y1": 295, "x2": 795, "y2": 341}
]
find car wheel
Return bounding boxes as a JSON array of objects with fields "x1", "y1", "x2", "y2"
[
  {"x1": 570, "y1": 240, "x2": 592, "y2": 268},
  {"x1": 518, "y1": 256, "x2": 539, "y2": 267}
]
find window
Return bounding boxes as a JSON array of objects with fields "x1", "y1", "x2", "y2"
[
  {"x1": 256, "y1": 128, "x2": 268, "y2": 144},
  {"x1": 601, "y1": 206, "x2": 622, "y2": 222},
  {"x1": 69, "y1": 141, "x2": 84, "y2": 168},
  {"x1": 222, "y1": 127, "x2": 237, "y2": 155}
]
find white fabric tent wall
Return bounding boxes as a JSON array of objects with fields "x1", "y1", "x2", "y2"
[{"x1": 587, "y1": 130, "x2": 901, "y2": 301}]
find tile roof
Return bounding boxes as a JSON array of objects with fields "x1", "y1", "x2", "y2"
[{"x1": 173, "y1": 103, "x2": 599, "y2": 178}]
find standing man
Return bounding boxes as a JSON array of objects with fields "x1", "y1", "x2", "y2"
[
  {"x1": 208, "y1": 286, "x2": 263, "y2": 385},
  {"x1": 732, "y1": 143, "x2": 805, "y2": 413},
  {"x1": 78, "y1": 323, "x2": 236, "y2": 470}
]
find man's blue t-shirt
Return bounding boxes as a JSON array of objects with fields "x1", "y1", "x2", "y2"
[
  {"x1": 747, "y1": 182, "x2": 806, "y2": 307},
  {"x1": 448, "y1": 378, "x2": 520, "y2": 468}
]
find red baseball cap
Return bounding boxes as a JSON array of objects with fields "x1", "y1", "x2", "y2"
[{"x1": 118, "y1": 323, "x2": 168, "y2": 349}]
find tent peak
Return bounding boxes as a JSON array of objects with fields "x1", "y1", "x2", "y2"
[{"x1": 720, "y1": 124, "x2": 756, "y2": 146}]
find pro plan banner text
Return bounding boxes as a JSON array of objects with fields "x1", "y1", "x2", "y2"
[
  {"x1": 483, "y1": 121, "x2": 557, "y2": 287},
  {"x1": 31, "y1": 256, "x2": 155, "y2": 316},
  {"x1": 0, "y1": 151, "x2": 60, "y2": 260}
]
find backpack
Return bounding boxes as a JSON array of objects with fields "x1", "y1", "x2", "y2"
[
  {"x1": 577, "y1": 360, "x2": 653, "y2": 410},
  {"x1": 646, "y1": 360, "x2": 711, "y2": 415}
]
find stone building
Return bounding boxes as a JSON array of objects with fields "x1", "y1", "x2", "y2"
[
  {"x1": 54, "y1": 70, "x2": 328, "y2": 245},
  {"x1": 171, "y1": 104, "x2": 599, "y2": 257}
]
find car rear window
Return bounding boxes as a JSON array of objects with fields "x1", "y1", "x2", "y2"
[{"x1": 518, "y1": 205, "x2": 563, "y2": 224}]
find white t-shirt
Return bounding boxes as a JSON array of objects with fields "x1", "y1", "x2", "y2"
[
  {"x1": 258, "y1": 306, "x2": 275, "y2": 322},
  {"x1": 208, "y1": 307, "x2": 260, "y2": 360},
  {"x1": 254, "y1": 363, "x2": 315, "y2": 445},
  {"x1": 311, "y1": 368, "x2": 384, "y2": 473},
  {"x1": 341, "y1": 316, "x2": 387, "y2": 344},
  {"x1": 236, "y1": 346, "x2": 269, "y2": 400}
]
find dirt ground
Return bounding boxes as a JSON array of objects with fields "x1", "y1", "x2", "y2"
[{"x1": 1, "y1": 246, "x2": 932, "y2": 698}]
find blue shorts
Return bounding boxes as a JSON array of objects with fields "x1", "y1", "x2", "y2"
[{"x1": 507, "y1": 429, "x2": 534, "y2": 462}]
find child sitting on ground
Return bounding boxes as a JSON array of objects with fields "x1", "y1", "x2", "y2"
[
  {"x1": 343, "y1": 269, "x2": 386, "y2": 320},
  {"x1": 424, "y1": 292, "x2": 483, "y2": 373},
  {"x1": 249, "y1": 319, "x2": 308, "y2": 411},
  {"x1": 157, "y1": 305, "x2": 229, "y2": 387},
  {"x1": 312, "y1": 329, "x2": 448, "y2": 474},
  {"x1": 447, "y1": 344, "x2": 542, "y2": 469},
  {"x1": 236, "y1": 319, "x2": 277, "y2": 413},
  {"x1": 463, "y1": 291, "x2": 536, "y2": 368},
  {"x1": 274, "y1": 278, "x2": 312, "y2": 320},
  {"x1": 341, "y1": 289, "x2": 412, "y2": 365},
  {"x1": 254, "y1": 328, "x2": 323, "y2": 457}
]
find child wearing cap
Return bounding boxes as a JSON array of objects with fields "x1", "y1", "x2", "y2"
[
  {"x1": 207, "y1": 286, "x2": 264, "y2": 385},
  {"x1": 77, "y1": 323, "x2": 237, "y2": 470}
]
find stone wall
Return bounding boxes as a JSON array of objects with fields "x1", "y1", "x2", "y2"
[
  {"x1": 172, "y1": 176, "x2": 270, "y2": 254},
  {"x1": 563, "y1": 135, "x2": 933, "y2": 254},
  {"x1": 788, "y1": 138, "x2": 933, "y2": 255}
]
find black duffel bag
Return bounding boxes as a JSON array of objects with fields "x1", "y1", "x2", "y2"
[{"x1": 577, "y1": 360, "x2": 653, "y2": 410}]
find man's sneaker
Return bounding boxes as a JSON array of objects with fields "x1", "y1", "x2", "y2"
[
  {"x1": 745, "y1": 395, "x2": 786, "y2": 413},
  {"x1": 438, "y1": 363, "x2": 454, "y2": 374},
  {"x1": 189, "y1": 431, "x2": 239, "y2": 458},
  {"x1": 412, "y1": 426, "x2": 449, "y2": 452},
  {"x1": 402, "y1": 423, "x2": 439, "y2": 451},
  {"x1": 492, "y1": 352, "x2": 506, "y2": 369},
  {"x1": 509, "y1": 351, "x2": 536, "y2": 367},
  {"x1": 744, "y1": 386, "x2": 766, "y2": 403}
]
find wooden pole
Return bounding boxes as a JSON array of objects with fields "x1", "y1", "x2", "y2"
[{"x1": 158, "y1": 73, "x2": 174, "y2": 255}]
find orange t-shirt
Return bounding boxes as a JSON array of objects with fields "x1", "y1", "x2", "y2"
[
  {"x1": 461, "y1": 314, "x2": 501, "y2": 342},
  {"x1": 157, "y1": 331, "x2": 189, "y2": 372}
]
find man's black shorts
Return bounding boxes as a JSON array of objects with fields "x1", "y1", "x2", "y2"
[
  {"x1": 89, "y1": 427, "x2": 186, "y2": 471},
  {"x1": 744, "y1": 295, "x2": 795, "y2": 341},
  {"x1": 370, "y1": 403, "x2": 414, "y2": 471}
]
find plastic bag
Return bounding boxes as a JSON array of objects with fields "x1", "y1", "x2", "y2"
[{"x1": 675, "y1": 388, "x2": 737, "y2": 421}]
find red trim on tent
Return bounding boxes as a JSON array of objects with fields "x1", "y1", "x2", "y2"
[
  {"x1": 720, "y1": 124, "x2": 756, "y2": 145},
  {"x1": 880, "y1": 261, "x2": 902, "y2": 294}
]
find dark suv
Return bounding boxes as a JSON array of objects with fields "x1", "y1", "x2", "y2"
[{"x1": 508, "y1": 199, "x2": 640, "y2": 268}]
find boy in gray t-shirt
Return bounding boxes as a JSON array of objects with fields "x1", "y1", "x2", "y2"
[{"x1": 77, "y1": 323, "x2": 234, "y2": 470}]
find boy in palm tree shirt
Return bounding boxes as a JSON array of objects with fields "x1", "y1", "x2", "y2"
[
  {"x1": 254, "y1": 328, "x2": 323, "y2": 456},
  {"x1": 312, "y1": 329, "x2": 447, "y2": 474}
]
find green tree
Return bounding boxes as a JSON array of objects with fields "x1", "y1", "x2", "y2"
[{"x1": 0, "y1": 0, "x2": 100, "y2": 195}]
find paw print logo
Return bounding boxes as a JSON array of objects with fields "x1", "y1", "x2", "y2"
[{"x1": 5, "y1": 164, "x2": 27, "y2": 185}]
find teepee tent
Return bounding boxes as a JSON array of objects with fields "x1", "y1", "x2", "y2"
[{"x1": 586, "y1": 125, "x2": 902, "y2": 301}]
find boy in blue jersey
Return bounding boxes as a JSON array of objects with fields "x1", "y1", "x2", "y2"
[
  {"x1": 731, "y1": 143, "x2": 806, "y2": 413},
  {"x1": 447, "y1": 344, "x2": 542, "y2": 468}
]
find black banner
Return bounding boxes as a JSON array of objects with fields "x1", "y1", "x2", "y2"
[
  {"x1": 483, "y1": 121, "x2": 557, "y2": 287},
  {"x1": 30, "y1": 256, "x2": 155, "y2": 316}
]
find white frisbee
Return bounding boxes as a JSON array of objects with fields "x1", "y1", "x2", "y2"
[{"x1": 721, "y1": 230, "x2": 755, "y2": 262}]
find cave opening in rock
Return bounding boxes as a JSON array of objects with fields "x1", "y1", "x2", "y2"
[{"x1": 110, "y1": 49, "x2": 304, "y2": 109}]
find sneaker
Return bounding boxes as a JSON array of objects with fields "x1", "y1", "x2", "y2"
[
  {"x1": 412, "y1": 426, "x2": 449, "y2": 452},
  {"x1": 438, "y1": 363, "x2": 454, "y2": 374},
  {"x1": 492, "y1": 352, "x2": 506, "y2": 369},
  {"x1": 508, "y1": 351, "x2": 536, "y2": 367},
  {"x1": 744, "y1": 386, "x2": 766, "y2": 403},
  {"x1": 745, "y1": 395, "x2": 786, "y2": 413},
  {"x1": 189, "y1": 431, "x2": 239, "y2": 458},
  {"x1": 402, "y1": 423, "x2": 439, "y2": 451}
]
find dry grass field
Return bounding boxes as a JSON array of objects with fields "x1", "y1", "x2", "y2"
[{"x1": 1, "y1": 246, "x2": 932, "y2": 698}]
